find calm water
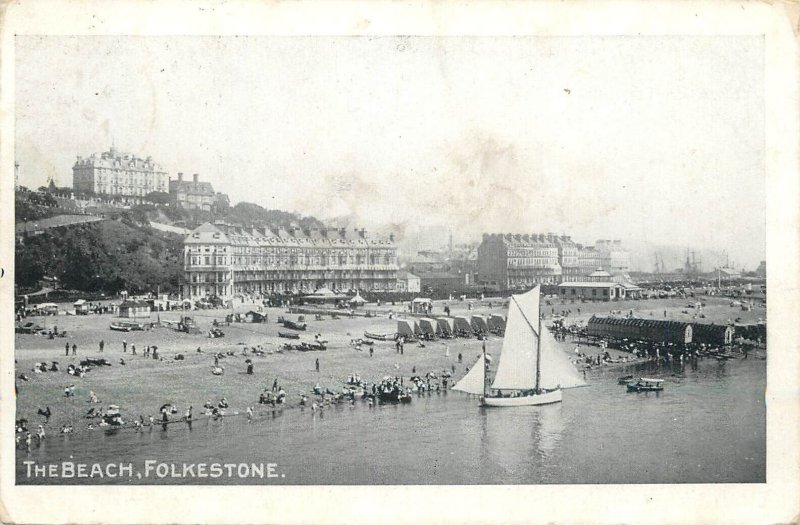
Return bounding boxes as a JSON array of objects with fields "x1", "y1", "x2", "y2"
[{"x1": 17, "y1": 357, "x2": 765, "y2": 484}]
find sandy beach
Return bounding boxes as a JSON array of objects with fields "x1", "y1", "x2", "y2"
[{"x1": 15, "y1": 294, "x2": 765, "y2": 433}]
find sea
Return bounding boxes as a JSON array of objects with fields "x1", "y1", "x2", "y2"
[{"x1": 16, "y1": 357, "x2": 765, "y2": 485}]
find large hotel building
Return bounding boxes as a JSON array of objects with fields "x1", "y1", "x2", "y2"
[
  {"x1": 72, "y1": 146, "x2": 168, "y2": 196},
  {"x1": 477, "y1": 233, "x2": 630, "y2": 288},
  {"x1": 182, "y1": 222, "x2": 398, "y2": 300}
]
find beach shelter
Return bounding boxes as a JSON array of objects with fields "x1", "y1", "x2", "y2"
[
  {"x1": 73, "y1": 299, "x2": 89, "y2": 315},
  {"x1": 418, "y1": 318, "x2": 438, "y2": 336},
  {"x1": 453, "y1": 316, "x2": 472, "y2": 335},
  {"x1": 397, "y1": 319, "x2": 419, "y2": 338},
  {"x1": 436, "y1": 317, "x2": 454, "y2": 336},
  {"x1": 470, "y1": 315, "x2": 489, "y2": 333},
  {"x1": 411, "y1": 297, "x2": 433, "y2": 314}
]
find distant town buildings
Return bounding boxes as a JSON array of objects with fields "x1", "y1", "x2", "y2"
[
  {"x1": 72, "y1": 146, "x2": 168, "y2": 196},
  {"x1": 182, "y1": 222, "x2": 398, "y2": 300},
  {"x1": 477, "y1": 233, "x2": 631, "y2": 288},
  {"x1": 396, "y1": 271, "x2": 421, "y2": 293}
]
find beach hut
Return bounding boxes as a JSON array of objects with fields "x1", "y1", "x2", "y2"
[
  {"x1": 587, "y1": 316, "x2": 692, "y2": 345},
  {"x1": 470, "y1": 315, "x2": 489, "y2": 333},
  {"x1": 396, "y1": 319, "x2": 419, "y2": 339},
  {"x1": 488, "y1": 314, "x2": 506, "y2": 332},
  {"x1": 73, "y1": 299, "x2": 89, "y2": 315},
  {"x1": 436, "y1": 317, "x2": 454, "y2": 336},
  {"x1": 118, "y1": 300, "x2": 151, "y2": 319},
  {"x1": 453, "y1": 316, "x2": 473, "y2": 336},
  {"x1": 418, "y1": 318, "x2": 438, "y2": 337},
  {"x1": 691, "y1": 323, "x2": 735, "y2": 346}
]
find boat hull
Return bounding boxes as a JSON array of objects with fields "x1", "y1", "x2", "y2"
[{"x1": 483, "y1": 389, "x2": 562, "y2": 407}]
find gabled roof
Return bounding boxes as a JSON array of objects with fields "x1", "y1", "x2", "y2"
[{"x1": 185, "y1": 222, "x2": 230, "y2": 244}]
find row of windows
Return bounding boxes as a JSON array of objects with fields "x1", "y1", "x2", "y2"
[{"x1": 187, "y1": 254, "x2": 395, "y2": 266}]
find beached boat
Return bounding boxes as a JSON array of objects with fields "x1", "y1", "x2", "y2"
[
  {"x1": 110, "y1": 320, "x2": 144, "y2": 332},
  {"x1": 278, "y1": 331, "x2": 300, "y2": 339},
  {"x1": 282, "y1": 320, "x2": 307, "y2": 331},
  {"x1": 626, "y1": 378, "x2": 664, "y2": 393},
  {"x1": 453, "y1": 285, "x2": 585, "y2": 407},
  {"x1": 364, "y1": 331, "x2": 396, "y2": 341}
]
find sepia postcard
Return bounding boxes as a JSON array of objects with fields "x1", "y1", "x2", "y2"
[{"x1": 1, "y1": 1, "x2": 798, "y2": 524}]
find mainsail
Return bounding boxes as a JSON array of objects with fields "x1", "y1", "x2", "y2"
[
  {"x1": 490, "y1": 285, "x2": 585, "y2": 391},
  {"x1": 537, "y1": 321, "x2": 587, "y2": 389},
  {"x1": 452, "y1": 354, "x2": 486, "y2": 395},
  {"x1": 490, "y1": 287, "x2": 541, "y2": 390}
]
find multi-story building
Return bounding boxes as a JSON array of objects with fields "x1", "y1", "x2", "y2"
[
  {"x1": 72, "y1": 146, "x2": 168, "y2": 196},
  {"x1": 477, "y1": 233, "x2": 562, "y2": 288},
  {"x1": 554, "y1": 235, "x2": 580, "y2": 282},
  {"x1": 169, "y1": 173, "x2": 220, "y2": 211},
  {"x1": 594, "y1": 239, "x2": 631, "y2": 275},
  {"x1": 478, "y1": 233, "x2": 631, "y2": 288},
  {"x1": 576, "y1": 244, "x2": 602, "y2": 279},
  {"x1": 182, "y1": 222, "x2": 398, "y2": 300}
]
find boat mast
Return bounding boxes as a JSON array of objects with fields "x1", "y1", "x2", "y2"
[
  {"x1": 482, "y1": 340, "x2": 487, "y2": 399},
  {"x1": 535, "y1": 308, "x2": 542, "y2": 393}
]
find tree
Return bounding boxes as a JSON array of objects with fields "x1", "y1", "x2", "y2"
[{"x1": 145, "y1": 191, "x2": 171, "y2": 206}]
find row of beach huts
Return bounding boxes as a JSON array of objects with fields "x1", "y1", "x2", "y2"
[{"x1": 392, "y1": 314, "x2": 506, "y2": 340}]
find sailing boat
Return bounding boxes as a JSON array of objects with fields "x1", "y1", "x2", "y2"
[{"x1": 453, "y1": 285, "x2": 585, "y2": 407}]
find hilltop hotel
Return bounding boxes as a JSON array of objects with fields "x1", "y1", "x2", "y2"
[
  {"x1": 72, "y1": 146, "x2": 168, "y2": 196},
  {"x1": 182, "y1": 222, "x2": 398, "y2": 300}
]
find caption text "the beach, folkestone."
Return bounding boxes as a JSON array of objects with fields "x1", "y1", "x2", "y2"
[{"x1": 22, "y1": 460, "x2": 283, "y2": 480}]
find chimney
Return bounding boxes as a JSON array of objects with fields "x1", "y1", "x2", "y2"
[
  {"x1": 177, "y1": 172, "x2": 183, "y2": 182},
  {"x1": 193, "y1": 173, "x2": 199, "y2": 183}
]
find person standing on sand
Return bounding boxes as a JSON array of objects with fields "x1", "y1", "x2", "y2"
[
  {"x1": 72, "y1": 343, "x2": 77, "y2": 356},
  {"x1": 65, "y1": 342, "x2": 70, "y2": 357},
  {"x1": 99, "y1": 340, "x2": 104, "y2": 352},
  {"x1": 315, "y1": 358, "x2": 320, "y2": 372},
  {"x1": 123, "y1": 340, "x2": 127, "y2": 353}
]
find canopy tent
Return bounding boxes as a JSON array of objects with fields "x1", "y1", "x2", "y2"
[
  {"x1": 470, "y1": 315, "x2": 489, "y2": 333},
  {"x1": 396, "y1": 319, "x2": 419, "y2": 338},
  {"x1": 436, "y1": 317, "x2": 454, "y2": 336},
  {"x1": 349, "y1": 293, "x2": 366, "y2": 305},
  {"x1": 488, "y1": 314, "x2": 506, "y2": 332},
  {"x1": 72, "y1": 300, "x2": 86, "y2": 306},
  {"x1": 418, "y1": 318, "x2": 438, "y2": 336},
  {"x1": 453, "y1": 316, "x2": 472, "y2": 334}
]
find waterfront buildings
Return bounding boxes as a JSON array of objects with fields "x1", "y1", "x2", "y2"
[
  {"x1": 477, "y1": 233, "x2": 631, "y2": 288},
  {"x1": 182, "y1": 222, "x2": 398, "y2": 300},
  {"x1": 72, "y1": 146, "x2": 168, "y2": 196}
]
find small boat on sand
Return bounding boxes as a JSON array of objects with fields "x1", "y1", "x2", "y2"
[
  {"x1": 278, "y1": 331, "x2": 300, "y2": 339},
  {"x1": 364, "y1": 331, "x2": 396, "y2": 341}
]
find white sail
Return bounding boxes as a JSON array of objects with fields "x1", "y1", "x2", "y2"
[
  {"x1": 490, "y1": 287, "x2": 541, "y2": 390},
  {"x1": 538, "y1": 321, "x2": 587, "y2": 389},
  {"x1": 452, "y1": 354, "x2": 486, "y2": 395}
]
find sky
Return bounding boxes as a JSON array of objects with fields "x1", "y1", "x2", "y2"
[{"x1": 15, "y1": 35, "x2": 765, "y2": 269}]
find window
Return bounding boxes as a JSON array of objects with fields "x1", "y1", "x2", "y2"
[
  {"x1": 204, "y1": 256, "x2": 210, "y2": 265},
  {"x1": 592, "y1": 289, "x2": 597, "y2": 296},
  {"x1": 603, "y1": 289, "x2": 608, "y2": 296}
]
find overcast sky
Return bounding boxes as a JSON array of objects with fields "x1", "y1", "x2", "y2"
[{"x1": 15, "y1": 35, "x2": 765, "y2": 268}]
